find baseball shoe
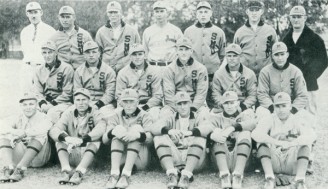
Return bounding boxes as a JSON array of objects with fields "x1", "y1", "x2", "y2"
[
  {"x1": 0, "y1": 166, "x2": 14, "y2": 183},
  {"x1": 232, "y1": 174, "x2": 243, "y2": 189},
  {"x1": 9, "y1": 168, "x2": 24, "y2": 182},
  {"x1": 306, "y1": 160, "x2": 314, "y2": 175},
  {"x1": 263, "y1": 177, "x2": 275, "y2": 189},
  {"x1": 105, "y1": 174, "x2": 119, "y2": 189},
  {"x1": 167, "y1": 173, "x2": 178, "y2": 188},
  {"x1": 68, "y1": 170, "x2": 83, "y2": 185},
  {"x1": 58, "y1": 170, "x2": 72, "y2": 185},
  {"x1": 220, "y1": 173, "x2": 232, "y2": 189},
  {"x1": 291, "y1": 179, "x2": 307, "y2": 189},
  {"x1": 116, "y1": 174, "x2": 130, "y2": 189},
  {"x1": 177, "y1": 175, "x2": 189, "y2": 189}
]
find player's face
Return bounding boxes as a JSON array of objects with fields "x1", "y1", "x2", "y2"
[
  {"x1": 59, "y1": 14, "x2": 75, "y2": 29},
  {"x1": 272, "y1": 51, "x2": 289, "y2": 68},
  {"x1": 107, "y1": 10, "x2": 122, "y2": 24},
  {"x1": 274, "y1": 103, "x2": 292, "y2": 121},
  {"x1": 289, "y1": 15, "x2": 307, "y2": 31},
  {"x1": 131, "y1": 51, "x2": 145, "y2": 66},
  {"x1": 74, "y1": 94, "x2": 90, "y2": 113},
  {"x1": 84, "y1": 48, "x2": 100, "y2": 65},
  {"x1": 196, "y1": 8, "x2": 212, "y2": 24},
  {"x1": 222, "y1": 100, "x2": 239, "y2": 115},
  {"x1": 226, "y1": 52, "x2": 241, "y2": 69},
  {"x1": 26, "y1": 9, "x2": 43, "y2": 25},
  {"x1": 154, "y1": 8, "x2": 168, "y2": 24},
  {"x1": 176, "y1": 101, "x2": 191, "y2": 118},
  {"x1": 21, "y1": 99, "x2": 37, "y2": 118},
  {"x1": 246, "y1": 7, "x2": 263, "y2": 23},
  {"x1": 177, "y1": 46, "x2": 193, "y2": 62},
  {"x1": 121, "y1": 99, "x2": 139, "y2": 115},
  {"x1": 42, "y1": 48, "x2": 57, "y2": 65}
]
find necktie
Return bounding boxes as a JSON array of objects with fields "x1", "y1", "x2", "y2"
[{"x1": 32, "y1": 24, "x2": 38, "y2": 42}]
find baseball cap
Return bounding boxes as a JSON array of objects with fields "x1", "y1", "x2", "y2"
[
  {"x1": 130, "y1": 44, "x2": 145, "y2": 55},
  {"x1": 289, "y1": 6, "x2": 306, "y2": 16},
  {"x1": 225, "y1": 43, "x2": 242, "y2": 55},
  {"x1": 120, "y1": 88, "x2": 139, "y2": 101},
  {"x1": 221, "y1": 91, "x2": 238, "y2": 104},
  {"x1": 197, "y1": 1, "x2": 211, "y2": 10},
  {"x1": 83, "y1": 41, "x2": 98, "y2": 52},
  {"x1": 175, "y1": 91, "x2": 191, "y2": 103},
  {"x1": 273, "y1": 92, "x2": 291, "y2": 105},
  {"x1": 41, "y1": 40, "x2": 57, "y2": 51},
  {"x1": 59, "y1": 6, "x2": 75, "y2": 15},
  {"x1": 26, "y1": 2, "x2": 42, "y2": 12},
  {"x1": 19, "y1": 92, "x2": 37, "y2": 103},
  {"x1": 176, "y1": 37, "x2": 192, "y2": 49},
  {"x1": 272, "y1": 42, "x2": 288, "y2": 55},
  {"x1": 74, "y1": 88, "x2": 91, "y2": 99},
  {"x1": 247, "y1": 0, "x2": 264, "y2": 8},
  {"x1": 107, "y1": 1, "x2": 122, "y2": 12},
  {"x1": 153, "y1": 1, "x2": 167, "y2": 10}
]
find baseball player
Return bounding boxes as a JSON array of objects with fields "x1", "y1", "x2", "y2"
[
  {"x1": 252, "y1": 92, "x2": 316, "y2": 189},
  {"x1": 233, "y1": 0, "x2": 277, "y2": 77},
  {"x1": 95, "y1": 1, "x2": 141, "y2": 73},
  {"x1": 33, "y1": 40, "x2": 74, "y2": 124},
  {"x1": 151, "y1": 91, "x2": 210, "y2": 189},
  {"x1": 212, "y1": 44, "x2": 257, "y2": 113},
  {"x1": 207, "y1": 91, "x2": 256, "y2": 189},
  {"x1": 142, "y1": 1, "x2": 183, "y2": 66},
  {"x1": 257, "y1": 42, "x2": 308, "y2": 118},
  {"x1": 184, "y1": 1, "x2": 226, "y2": 109},
  {"x1": 161, "y1": 37, "x2": 209, "y2": 119},
  {"x1": 50, "y1": 6, "x2": 93, "y2": 70},
  {"x1": 116, "y1": 43, "x2": 163, "y2": 121},
  {"x1": 49, "y1": 88, "x2": 105, "y2": 185},
  {"x1": 102, "y1": 88, "x2": 153, "y2": 189},
  {"x1": 0, "y1": 92, "x2": 52, "y2": 183},
  {"x1": 20, "y1": 1, "x2": 56, "y2": 91},
  {"x1": 74, "y1": 41, "x2": 116, "y2": 116}
]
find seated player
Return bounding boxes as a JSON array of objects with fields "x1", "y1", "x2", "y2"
[
  {"x1": 151, "y1": 91, "x2": 210, "y2": 189},
  {"x1": 0, "y1": 92, "x2": 52, "y2": 183},
  {"x1": 208, "y1": 91, "x2": 256, "y2": 189},
  {"x1": 252, "y1": 92, "x2": 316, "y2": 189},
  {"x1": 74, "y1": 41, "x2": 116, "y2": 116},
  {"x1": 49, "y1": 88, "x2": 105, "y2": 185},
  {"x1": 33, "y1": 40, "x2": 74, "y2": 123},
  {"x1": 102, "y1": 88, "x2": 153, "y2": 189}
]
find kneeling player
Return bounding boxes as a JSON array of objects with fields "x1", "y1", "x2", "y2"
[
  {"x1": 209, "y1": 91, "x2": 256, "y2": 189},
  {"x1": 151, "y1": 91, "x2": 209, "y2": 189},
  {"x1": 252, "y1": 92, "x2": 316, "y2": 189},
  {"x1": 0, "y1": 92, "x2": 52, "y2": 183},
  {"x1": 102, "y1": 88, "x2": 153, "y2": 189},
  {"x1": 49, "y1": 88, "x2": 105, "y2": 185}
]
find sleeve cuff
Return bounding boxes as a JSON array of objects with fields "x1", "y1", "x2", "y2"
[
  {"x1": 39, "y1": 100, "x2": 47, "y2": 108},
  {"x1": 191, "y1": 128, "x2": 201, "y2": 137},
  {"x1": 82, "y1": 135, "x2": 92, "y2": 143},
  {"x1": 291, "y1": 107, "x2": 298, "y2": 114},
  {"x1": 268, "y1": 105, "x2": 274, "y2": 113},
  {"x1": 161, "y1": 127, "x2": 170, "y2": 135},
  {"x1": 50, "y1": 100, "x2": 58, "y2": 106},
  {"x1": 58, "y1": 133, "x2": 68, "y2": 142},
  {"x1": 107, "y1": 130, "x2": 114, "y2": 139},
  {"x1": 141, "y1": 104, "x2": 150, "y2": 111},
  {"x1": 138, "y1": 132, "x2": 146, "y2": 142},
  {"x1": 234, "y1": 123, "x2": 243, "y2": 132},
  {"x1": 95, "y1": 100, "x2": 105, "y2": 109},
  {"x1": 240, "y1": 102, "x2": 247, "y2": 111}
]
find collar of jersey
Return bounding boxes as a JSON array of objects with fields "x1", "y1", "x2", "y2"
[
  {"x1": 177, "y1": 58, "x2": 194, "y2": 67},
  {"x1": 225, "y1": 64, "x2": 243, "y2": 74},
  {"x1": 130, "y1": 61, "x2": 148, "y2": 70},
  {"x1": 245, "y1": 19, "x2": 264, "y2": 27},
  {"x1": 85, "y1": 59, "x2": 102, "y2": 69},
  {"x1": 45, "y1": 58, "x2": 61, "y2": 70},
  {"x1": 122, "y1": 107, "x2": 141, "y2": 118},
  {"x1": 272, "y1": 62, "x2": 289, "y2": 70},
  {"x1": 223, "y1": 110, "x2": 240, "y2": 118},
  {"x1": 74, "y1": 106, "x2": 92, "y2": 117},
  {"x1": 175, "y1": 110, "x2": 195, "y2": 120},
  {"x1": 59, "y1": 23, "x2": 79, "y2": 31},
  {"x1": 106, "y1": 20, "x2": 126, "y2": 28},
  {"x1": 195, "y1": 21, "x2": 212, "y2": 28}
]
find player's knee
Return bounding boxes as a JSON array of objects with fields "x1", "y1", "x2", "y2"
[
  {"x1": 257, "y1": 143, "x2": 271, "y2": 159},
  {"x1": 86, "y1": 143, "x2": 99, "y2": 154},
  {"x1": 56, "y1": 141, "x2": 68, "y2": 150},
  {"x1": 297, "y1": 145, "x2": 310, "y2": 159},
  {"x1": 237, "y1": 139, "x2": 251, "y2": 155},
  {"x1": 238, "y1": 131, "x2": 251, "y2": 141},
  {"x1": 0, "y1": 138, "x2": 11, "y2": 146},
  {"x1": 212, "y1": 143, "x2": 226, "y2": 156},
  {"x1": 27, "y1": 138, "x2": 43, "y2": 151}
]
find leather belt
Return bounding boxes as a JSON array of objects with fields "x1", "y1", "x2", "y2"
[{"x1": 149, "y1": 61, "x2": 172, "y2": 66}]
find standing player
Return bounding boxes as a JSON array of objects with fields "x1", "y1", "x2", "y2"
[
  {"x1": 212, "y1": 44, "x2": 257, "y2": 113},
  {"x1": 151, "y1": 91, "x2": 209, "y2": 189},
  {"x1": 49, "y1": 89, "x2": 105, "y2": 185},
  {"x1": 74, "y1": 41, "x2": 116, "y2": 116},
  {"x1": 50, "y1": 6, "x2": 93, "y2": 70},
  {"x1": 33, "y1": 40, "x2": 74, "y2": 124},
  {"x1": 252, "y1": 92, "x2": 316, "y2": 189},
  {"x1": 20, "y1": 2, "x2": 56, "y2": 90},
  {"x1": 184, "y1": 1, "x2": 226, "y2": 109},
  {"x1": 143, "y1": 1, "x2": 183, "y2": 66},
  {"x1": 102, "y1": 89, "x2": 153, "y2": 189},
  {"x1": 116, "y1": 44, "x2": 163, "y2": 121},
  {"x1": 0, "y1": 92, "x2": 52, "y2": 183},
  {"x1": 208, "y1": 91, "x2": 256, "y2": 189},
  {"x1": 95, "y1": 1, "x2": 141, "y2": 72},
  {"x1": 233, "y1": 0, "x2": 277, "y2": 77}
]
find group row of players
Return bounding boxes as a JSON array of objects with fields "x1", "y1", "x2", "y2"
[{"x1": 2, "y1": 0, "x2": 327, "y2": 189}]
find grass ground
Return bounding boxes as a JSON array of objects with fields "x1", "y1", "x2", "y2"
[{"x1": 0, "y1": 59, "x2": 328, "y2": 189}]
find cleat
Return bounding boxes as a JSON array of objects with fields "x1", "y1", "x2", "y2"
[
  {"x1": 68, "y1": 170, "x2": 83, "y2": 185},
  {"x1": 263, "y1": 177, "x2": 275, "y2": 189},
  {"x1": 167, "y1": 173, "x2": 178, "y2": 188},
  {"x1": 105, "y1": 174, "x2": 119, "y2": 189},
  {"x1": 8, "y1": 168, "x2": 24, "y2": 182},
  {"x1": 177, "y1": 175, "x2": 189, "y2": 189},
  {"x1": 58, "y1": 170, "x2": 71, "y2": 185},
  {"x1": 220, "y1": 173, "x2": 231, "y2": 189},
  {"x1": 0, "y1": 166, "x2": 14, "y2": 183},
  {"x1": 232, "y1": 174, "x2": 243, "y2": 189},
  {"x1": 115, "y1": 174, "x2": 130, "y2": 189}
]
